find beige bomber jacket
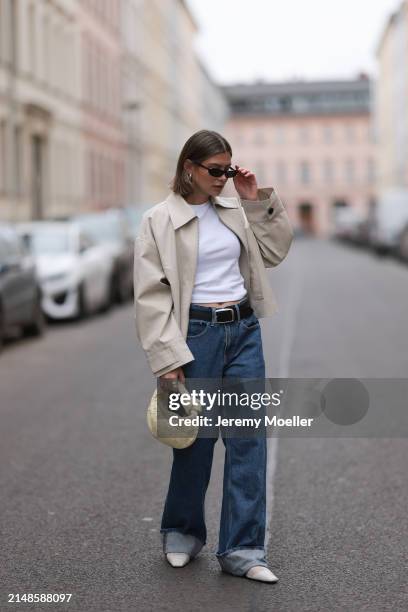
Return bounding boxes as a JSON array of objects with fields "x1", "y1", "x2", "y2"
[{"x1": 133, "y1": 186, "x2": 294, "y2": 378}]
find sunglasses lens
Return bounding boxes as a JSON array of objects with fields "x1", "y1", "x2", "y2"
[
  {"x1": 209, "y1": 168, "x2": 224, "y2": 177},
  {"x1": 226, "y1": 168, "x2": 238, "y2": 178}
]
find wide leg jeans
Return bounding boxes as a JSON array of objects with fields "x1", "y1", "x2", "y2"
[{"x1": 160, "y1": 297, "x2": 269, "y2": 576}]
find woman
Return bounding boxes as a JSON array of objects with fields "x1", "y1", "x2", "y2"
[{"x1": 133, "y1": 129, "x2": 293, "y2": 583}]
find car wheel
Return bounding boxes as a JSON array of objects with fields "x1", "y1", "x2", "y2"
[
  {"x1": 373, "y1": 245, "x2": 388, "y2": 257},
  {"x1": 109, "y1": 274, "x2": 116, "y2": 305},
  {"x1": 398, "y1": 228, "x2": 408, "y2": 262},
  {"x1": 23, "y1": 292, "x2": 46, "y2": 337},
  {"x1": 0, "y1": 304, "x2": 4, "y2": 354},
  {"x1": 77, "y1": 283, "x2": 90, "y2": 320},
  {"x1": 116, "y1": 272, "x2": 129, "y2": 304},
  {"x1": 99, "y1": 280, "x2": 113, "y2": 313}
]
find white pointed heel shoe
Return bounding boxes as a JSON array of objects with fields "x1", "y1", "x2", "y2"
[
  {"x1": 166, "y1": 552, "x2": 191, "y2": 567},
  {"x1": 245, "y1": 565, "x2": 279, "y2": 583}
]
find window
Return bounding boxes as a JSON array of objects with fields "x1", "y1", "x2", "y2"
[
  {"x1": 323, "y1": 125, "x2": 333, "y2": 144},
  {"x1": 276, "y1": 160, "x2": 286, "y2": 184},
  {"x1": 345, "y1": 159, "x2": 355, "y2": 184},
  {"x1": 300, "y1": 161, "x2": 310, "y2": 185},
  {"x1": 28, "y1": 3, "x2": 36, "y2": 75},
  {"x1": 0, "y1": 2, "x2": 3, "y2": 63},
  {"x1": 275, "y1": 126, "x2": 285, "y2": 144},
  {"x1": 90, "y1": 151, "x2": 96, "y2": 196},
  {"x1": 0, "y1": 120, "x2": 7, "y2": 194},
  {"x1": 43, "y1": 16, "x2": 50, "y2": 81},
  {"x1": 26, "y1": 228, "x2": 71, "y2": 255},
  {"x1": 345, "y1": 123, "x2": 355, "y2": 143},
  {"x1": 256, "y1": 161, "x2": 265, "y2": 184},
  {"x1": 323, "y1": 159, "x2": 334, "y2": 184},
  {"x1": 254, "y1": 129, "x2": 265, "y2": 145},
  {"x1": 14, "y1": 125, "x2": 23, "y2": 196},
  {"x1": 78, "y1": 231, "x2": 95, "y2": 252},
  {"x1": 299, "y1": 126, "x2": 310, "y2": 144},
  {"x1": 367, "y1": 158, "x2": 376, "y2": 183},
  {"x1": 235, "y1": 133, "x2": 244, "y2": 146}
]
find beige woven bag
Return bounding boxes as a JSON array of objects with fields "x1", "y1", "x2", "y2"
[{"x1": 146, "y1": 379, "x2": 205, "y2": 449}]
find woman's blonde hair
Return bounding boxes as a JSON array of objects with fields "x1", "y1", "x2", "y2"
[{"x1": 170, "y1": 129, "x2": 232, "y2": 197}]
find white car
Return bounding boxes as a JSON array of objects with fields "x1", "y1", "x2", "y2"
[
  {"x1": 333, "y1": 207, "x2": 365, "y2": 242},
  {"x1": 370, "y1": 188, "x2": 408, "y2": 255},
  {"x1": 16, "y1": 221, "x2": 114, "y2": 320},
  {"x1": 122, "y1": 205, "x2": 152, "y2": 239},
  {"x1": 71, "y1": 209, "x2": 134, "y2": 303}
]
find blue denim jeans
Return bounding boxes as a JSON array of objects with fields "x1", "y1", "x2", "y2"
[{"x1": 160, "y1": 296, "x2": 269, "y2": 576}]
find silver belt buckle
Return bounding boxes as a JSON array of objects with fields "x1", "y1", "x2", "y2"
[{"x1": 215, "y1": 307, "x2": 235, "y2": 323}]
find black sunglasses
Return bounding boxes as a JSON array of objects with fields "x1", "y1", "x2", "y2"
[{"x1": 192, "y1": 161, "x2": 238, "y2": 178}]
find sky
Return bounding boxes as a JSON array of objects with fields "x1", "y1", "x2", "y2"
[{"x1": 186, "y1": 0, "x2": 402, "y2": 84}]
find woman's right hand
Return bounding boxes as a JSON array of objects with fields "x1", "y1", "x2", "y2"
[{"x1": 159, "y1": 366, "x2": 185, "y2": 384}]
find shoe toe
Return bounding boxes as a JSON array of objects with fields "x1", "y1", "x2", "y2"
[
  {"x1": 245, "y1": 566, "x2": 279, "y2": 583},
  {"x1": 166, "y1": 552, "x2": 190, "y2": 567}
]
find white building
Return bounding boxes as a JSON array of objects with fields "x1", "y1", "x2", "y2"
[
  {"x1": 0, "y1": 0, "x2": 82, "y2": 221},
  {"x1": 0, "y1": 0, "x2": 228, "y2": 219},
  {"x1": 375, "y1": 0, "x2": 408, "y2": 191}
]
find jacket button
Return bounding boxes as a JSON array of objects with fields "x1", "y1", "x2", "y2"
[{"x1": 268, "y1": 207, "x2": 274, "y2": 214}]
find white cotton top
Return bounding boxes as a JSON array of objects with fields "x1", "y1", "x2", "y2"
[{"x1": 187, "y1": 200, "x2": 247, "y2": 303}]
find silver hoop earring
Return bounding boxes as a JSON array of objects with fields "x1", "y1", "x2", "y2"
[{"x1": 187, "y1": 173, "x2": 192, "y2": 182}]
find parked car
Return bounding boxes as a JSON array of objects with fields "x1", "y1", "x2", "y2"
[
  {"x1": 369, "y1": 188, "x2": 408, "y2": 256},
  {"x1": 71, "y1": 209, "x2": 134, "y2": 303},
  {"x1": 0, "y1": 223, "x2": 45, "y2": 350},
  {"x1": 352, "y1": 218, "x2": 376, "y2": 248},
  {"x1": 398, "y1": 222, "x2": 408, "y2": 262},
  {"x1": 16, "y1": 221, "x2": 114, "y2": 320},
  {"x1": 122, "y1": 205, "x2": 151, "y2": 239},
  {"x1": 332, "y1": 207, "x2": 366, "y2": 243}
]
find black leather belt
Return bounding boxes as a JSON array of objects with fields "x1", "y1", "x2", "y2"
[{"x1": 189, "y1": 298, "x2": 253, "y2": 323}]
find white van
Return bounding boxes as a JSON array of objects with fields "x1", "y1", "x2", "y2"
[{"x1": 370, "y1": 188, "x2": 408, "y2": 256}]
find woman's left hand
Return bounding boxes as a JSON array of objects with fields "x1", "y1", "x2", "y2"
[{"x1": 233, "y1": 165, "x2": 258, "y2": 201}]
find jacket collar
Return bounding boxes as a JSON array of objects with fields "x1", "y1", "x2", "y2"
[{"x1": 165, "y1": 191, "x2": 239, "y2": 230}]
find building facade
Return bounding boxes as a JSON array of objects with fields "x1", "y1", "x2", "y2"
[
  {"x1": 0, "y1": 0, "x2": 228, "y2": 220},
  {"x1": 375, "y1": 0, "x2": 408, "y2": 192},
  {"x1": 120, "y1": 0, "x2": 229, "y2": 206},
  {"x1": 198, "y1": 59, "x2": 230, "y2": 136},
  {"x1": 78, "y1": 0, "x2": 126, "y2": 213},
  {"x1": 221, "y1": 77, "x2": 377, "y2": 236},
  {"x1": 0, "y1": 0, "x2": 82, "y2": 221}
]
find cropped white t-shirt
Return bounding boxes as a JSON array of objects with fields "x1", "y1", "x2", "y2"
[{"x1": 187, "y1": 200, "x2": 247, "y2": 303}]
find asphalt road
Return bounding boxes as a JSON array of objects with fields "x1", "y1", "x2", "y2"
[{"x1": 0, "y1": 237, "x2": 407, "y2": 612}]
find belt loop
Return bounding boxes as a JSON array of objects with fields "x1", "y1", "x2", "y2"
[
  {"x1": 211, "y1": 307, "x2": 216, "y2": 325},
  {"x1": 234, "y1": 303, "x2": 240, "y2": 322}
]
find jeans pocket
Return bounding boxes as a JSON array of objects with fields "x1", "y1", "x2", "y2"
[
  {"x1": 187, "y1": 319, "x2": 210, "y2": 339},
  {"x1": 241, "y1": 313, "x2": 260, "y2": 331}
]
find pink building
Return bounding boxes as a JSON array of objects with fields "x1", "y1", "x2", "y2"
[
  {"x1": 222, "y1": 76, "x2": 377, "y2": 236},
  {"x1": 78, "y1": 0, "x2": 126, "y2": 211}
]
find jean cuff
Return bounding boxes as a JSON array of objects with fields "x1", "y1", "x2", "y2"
[
  {"x1": 215, "y1": 546, "x2": 268, "y2": 576},
  {"x1": 161, "y1": 530, "x2": 204, "y2": 558}
]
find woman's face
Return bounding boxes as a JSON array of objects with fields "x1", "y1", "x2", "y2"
[{"x1": 185, "y1": 152, "x2": 233, "y2": 198}]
